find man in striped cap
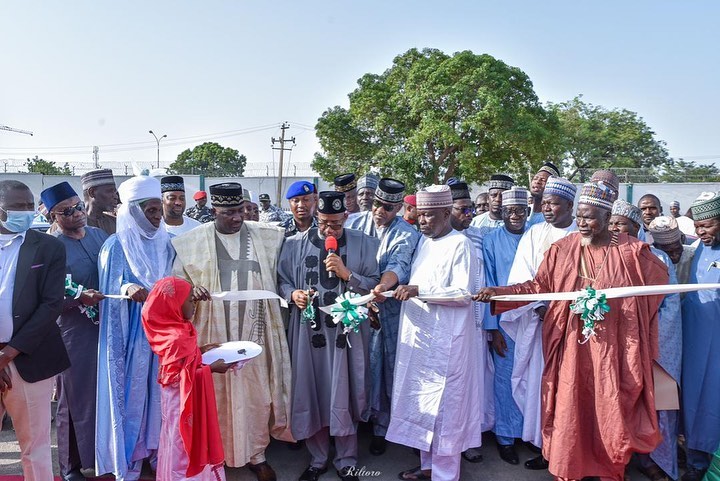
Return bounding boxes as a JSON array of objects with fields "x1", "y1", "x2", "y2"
[
  {"x1": 502, "y1": 176, "x2": 578, "y2": 470},
  {"x1": 389, "y1": 185, "x2": 482, "y2": 481},
  {"x1": 528, "y1": 162, "x2": 561, "y2": 227},
  {"x1": 476, "y1": 181, "x2": 669, "y2": 481},
  {"x1": 649, "y1": 216, "x2": 696, "y2": 283},
  {"x1": 680, "y1": 192, "x2": 720, "y2": 481},
  {"x1": 669, "y1": 200, "x2": 681, "y2": 219},
  {"x1": 482, "y1": 187, "x2": 531, "y2": 466},
  {"x1": 348, "y1": 178, "x2": 420, "y2": 455},
  {"x1": 80, "y1": 168, "x2": 118, "y2": 234},
  {"x1": 610, "y1": 200, "x2": 683, "y2": 481},
  {"x1": 470, "y1": 174, "x2": 514, "y2": 239},
  {"x1": 356, "y1": 173, "x2": 380, "y2": 212}
]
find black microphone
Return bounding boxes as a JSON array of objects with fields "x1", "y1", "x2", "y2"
[{"x1": 325, "y1": 236, "x2": 338, "y2": 278}]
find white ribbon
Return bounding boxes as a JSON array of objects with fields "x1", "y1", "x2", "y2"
[
  {"x1": 319, "y1": 290, "x2": 472, "y2": 314},
  {"x1": 104, "y1": 289, "x2": 288, "y2": 307},
  {"x1": 490, "y1": 283, "x2": 720, "y2": 302}
]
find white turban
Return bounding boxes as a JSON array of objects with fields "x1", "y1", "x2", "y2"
[{"x1": 118, "y1": 175, "x2": 161, "y2": 204}]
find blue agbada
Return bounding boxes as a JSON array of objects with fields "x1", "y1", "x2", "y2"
[
  {"x1": 650, "y1": 247, "x2": 682, "y2": 480},
  {"x1": 346, "y1": 211, "x2": 420, "y2": 436},
  {"x1": 95, "y1": 235, "x2": 173, "y2": 481},
  {"x1": 482, "y1": 226, "x2": 523, "y2": 444},
  {"x1": 682, "y1": 242, "x2": 720, "y2": 461}
]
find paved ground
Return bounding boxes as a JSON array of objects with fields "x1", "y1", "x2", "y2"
[{"x1": 0, "y1": 417, "x2": 661, "y2": 481}]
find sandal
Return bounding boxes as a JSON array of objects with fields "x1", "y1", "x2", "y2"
[
  {"x1": 462, "y1": 448, "x2": 484, "y2": 463},
  {"x1": 398, "y1": 466, "x2": 432, "y2": 480}
]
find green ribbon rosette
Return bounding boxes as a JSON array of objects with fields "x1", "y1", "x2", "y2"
[
  {"x1": 65, "y1": 274, "x2": 99, "y2": 323},
  {"x1": 330, "y1": 292, "x2": 369, "y2": 346},
  {"x1": 301, "y1": 290, "x2": 319, "y2": 328},
  {"x1": 569, "y1": 286, "x2": 610, "y2": 344}
]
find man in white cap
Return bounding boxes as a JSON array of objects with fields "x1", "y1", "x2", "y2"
[
  {"x1": 680, "y1": 192, "x2": 720, "y2": 481},
  {"x1": 649, "y1": 215, "x2": 696, "y2": 284},
  {"x1": 96, "y1": 175, "x2": 176, "y2": 481},
  {"x1": 609, "y1": 200, "x2": 682, "y2": 481},
  {"x1": 470, "y1": 174, "x2": 514, "y2": 238},
  {"x1": 389, "y1": 185, "x2": 482, "y2": 481},
  {"x1": 482, "y1": 187, "x2": 532, "y2": 466}
]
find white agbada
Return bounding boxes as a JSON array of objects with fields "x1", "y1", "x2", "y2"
[
  {"x1": 501, "y1": 220, "x2": 577, "y2": 447},
  {"x1": 387, "y1": 230, "x2": 482, "y2": 456},
  {"x1": 165, "y1": 215, "x2": 201, "y2": 237}
]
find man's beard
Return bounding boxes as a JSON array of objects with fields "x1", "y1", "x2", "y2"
[{"x1": 580, "y1": 235, "x2": 593, "y2": 247}]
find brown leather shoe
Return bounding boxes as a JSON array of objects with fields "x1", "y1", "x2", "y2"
[{"x1": 248, "y1": 461, "x2": 277, "y2": 481}]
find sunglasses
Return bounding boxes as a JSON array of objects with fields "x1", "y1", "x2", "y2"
[
  {"x1": 372, "y1": 200, "x2": 396, "y2": 212},
  {"x1": 452, "y1": 206, "x2": 474, "y2": 216},
  {"x1": 53, "y1": 201, "x2": 86, "y2": 217}
]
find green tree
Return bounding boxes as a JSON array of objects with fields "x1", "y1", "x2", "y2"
[
  {"x1": 550, "y1": 96, "x2": 671, "y2": 181},
  {"x1": 25, "y1": 155, "x2": 72, "y2": 175},
  {"x1": 312, "y1": 48, "x2": 560, "y2": 190},
  {"x1": 658, "y1": 159, "x2": 720, "y2": 182},
  {"x1": 168, "y1": 142, "x2": 246, "y2": 176}
]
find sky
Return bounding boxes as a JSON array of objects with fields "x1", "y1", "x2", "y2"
[{"x1": 1, "y1": 1, "x2": 719, "y2": 176}]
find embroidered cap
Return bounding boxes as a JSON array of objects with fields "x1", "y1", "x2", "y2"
[
  {"x1": 691, "y1": 191, "x2": 720, "y2": 221},
  {"x1": 357, "y1": 174, "x2": 379, "y2": 192},
  {"x1": 318, "y1": 191, "x2": 346, "y2": 214},
  {"x1": 286, "y1": 180, "x2": 316, "y2": 199},
  {"x1": 648, "y1": 216, "x2": 682, "y2": 245},
  {"x1": 589, "y1": 170, "x2": 620, "y2": 202},
  {"x1": 578, "y1": 182, "x2": 615, "y2": 211},
  {"x1": 544, "y1": 176, "x2": 577, "y2": 202},
  {"x1": 416, "y1": 185, "x2": 453, "y2": 209},
  {"x1": 160, "y1": 175, "x2": 185, "y2": 193},
  {"x1": 80, "y1": 168, "x2": 115, "y2": 191},
  {"x1": 375, "y1": 178, "x2": 405, "y2": 204},
  {"x1": 611, "y1": 199, "x2": 643, "y2": 226},
  {"x1": 40, "y1": 182, "x2": 78, "y2": 212},
  {"x1": 488, "y1": 174, "x2": 514, "y2": 191},
  {"x1": 209, "y1": 182, "x2": 244, "y2": 207},
  {"x1": 334, "y1": 173, "x2": 357, "y2": 193},
  {"x1": 449, "y1": 181, "x2": 471, "y2": 201},
  {"x1": 502, "y1": 186, "x2": 529, "y2": 207},
  {"x1": 538, "y1": 161, "x2": 561, "y2": 177}
]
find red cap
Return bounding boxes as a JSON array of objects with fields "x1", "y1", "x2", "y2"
[
  {"x1": 193, "y1": 191, "x2": 207, "y2": 201},
  {"x1": 403, "y1": 194, "x2": 416, "y2": 207}
]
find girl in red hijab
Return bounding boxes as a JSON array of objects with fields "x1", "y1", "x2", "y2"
[{"x1": 141, "y1": 277, "x2": 238, "y2": 480}]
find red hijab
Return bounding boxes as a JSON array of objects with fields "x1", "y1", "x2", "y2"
[{"x1": 141, "y1": 277, "x2": 224, "y2": 476}]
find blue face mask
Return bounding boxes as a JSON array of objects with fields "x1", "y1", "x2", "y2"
[{"x1": 0, "y1": 207, "x2": 35, "y2": 233}]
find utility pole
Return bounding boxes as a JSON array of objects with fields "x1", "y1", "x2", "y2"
[
  {"x1": 93, "y1": 146, "x2": 99, "y2": 168},
  {"x1": 271, "y1": 122, "x2": 295, "y2": 206}
]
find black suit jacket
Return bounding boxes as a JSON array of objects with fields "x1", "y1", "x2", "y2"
[{"x1": 9, "y1": 228, "x2": 70, "y2": 383}]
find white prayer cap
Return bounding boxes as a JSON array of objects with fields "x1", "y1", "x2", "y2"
[
  {"x1": 648, "y1": 216, "x2": 682, "y2": 245},
  {"x1": 416, "y1": 185, "x2": 453, "y2": 209},
  {"x1": 118, "y1": 175, "x2": 162, "y2": 204}
]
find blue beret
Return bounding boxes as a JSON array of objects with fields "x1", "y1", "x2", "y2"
[
  {"x1": 40, "y1": 181, "x2": 78, "y2": 212},
  {"x1": 286, "y1": 181, "x2": 316, "y2": 199}
]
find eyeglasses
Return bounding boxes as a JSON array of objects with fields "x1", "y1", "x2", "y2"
[
  {"x1": 452, "y1": 206, "x2": 474, "y2": 216},
  {"x1": 372, "y1": 200, "x2": 396, "y2": 212},
  {"x1": 53, "y1": 201, "x2": 85, "y2": 217},
  {"x1": 503, "y1": 207, "x2": 527, "y2": 217},
  {"x1": 318, "y1": 221, "x2": 344, "y2": 230}
]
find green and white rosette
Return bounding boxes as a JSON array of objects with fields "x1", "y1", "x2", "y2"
[
  {"x1": 300, "y1": 290, "x2": 319, "y2": 328},
  {"x1": 570, "y1": 286, "x2": 610, "y2": 344},
  {"x1": 330, "y1": 292, "x2": 369, "y2": 347},
  {"x1": 65, "y1": 274, "x2": 99, "y2": 323}
]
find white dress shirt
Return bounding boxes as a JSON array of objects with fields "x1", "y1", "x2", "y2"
[{"x1": 0, "y1": 231, "x2": 27, "y2": 342}]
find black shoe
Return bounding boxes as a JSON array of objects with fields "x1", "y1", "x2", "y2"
[
  {"x1": 461, "y1": 448, "x2": 484, "y2": 463},
  {"x1": 287, "y1": 440, "x2": 303, "y2": 450},
  {"x1": 62, "y1": 470, "x2": 85, "y2": 481},
  {"x1": 299, "y1": 465, "x2": 328, "y2": 481},
  {"x1": 524, "y1": 454, "x2": 549, "y2": 470},
  {"x1": 337, "y1": 467, "x2": 359, "y2": 481},
  {"x1": 681, "y1": 468, "x2": 708, "y2": 481},
  {"x1": 497, "y1": 444, "x2": 519, "y2": 465},
  {"x1": 369, "y1": 435, "x2": 387, "y2": 455}
]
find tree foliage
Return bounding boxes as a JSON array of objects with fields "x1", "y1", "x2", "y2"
[
  {"x1": 168, "y1": 142, "x2": 246, "y2": 176},
  {"x1": 550, "y1": 96, "x2": 671, "y2": 181},
  {"x1": 25, "y1": 155, "x2": 72, "y2": 175},
  {"x1": 312, "y1": 48, "x2": 559, "y2": 190}
]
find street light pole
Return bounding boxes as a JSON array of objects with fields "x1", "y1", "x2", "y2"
[{"x1": 149, "y1": 130, "x2": 167, "y2": 169}]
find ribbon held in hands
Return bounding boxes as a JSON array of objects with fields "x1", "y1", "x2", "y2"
[
  {"x1": 65, "y1": 274, "x2": 98, "y2": 322},
  {"x1": 569, "y1": 287, "x2": 611, "y2": 344},
  {"x1": 329, "y1": 292, "x2": 369, "y2": 346}
]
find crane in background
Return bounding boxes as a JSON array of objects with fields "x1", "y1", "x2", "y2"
[{"x1": 0, "y1": 124, "x2": 33, "y2": 136}]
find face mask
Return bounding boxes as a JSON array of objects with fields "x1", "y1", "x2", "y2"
[{"x1": 0, "y1": 208, "x2": 35, "y2": 233}]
